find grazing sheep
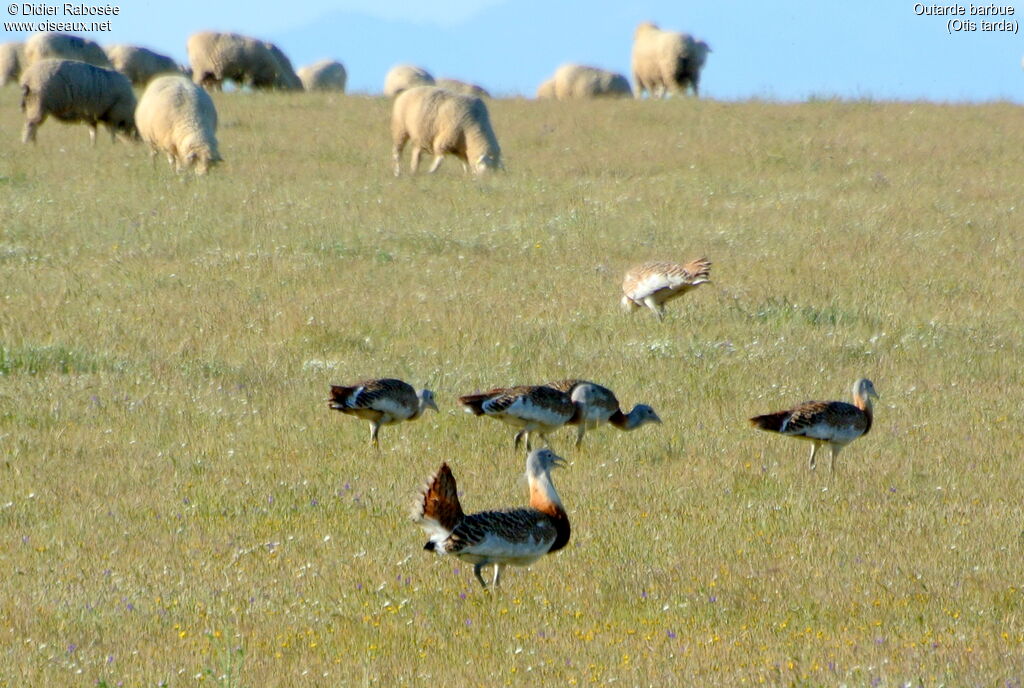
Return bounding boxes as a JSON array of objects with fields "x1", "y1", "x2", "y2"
[
  {"x1": 550, "y1": 63, "x2": 632, "y2": 100},
  {"x1": 435, "y1": 78, "x2": 490, "y2": 98},
  {"x1": 391, "y1": 85, "x2": 501, "y2": 176},
  {"x1": 20, "y1": 58, "x2": 137, "y2": 144},
  {"x1": 104, "y1": 44, "x2": 182, "y2": 86},
  {"x1": 631, "y1": 21, "x2": 710, "y2": 98},
  {"x1": 24, "y1": 32, "x2": 112, "y2": 69},
  {"x1": 135, "y1": 74, "x2": 221, "y2": 175},
  {"x1": 1, "y1": 42, "x2": 24, "y2": 86},
  {"x1": 297, "y1": 59, "x2": 347, "y2": 92},
  {"x1": 383, "y1": 64, "x2": 434, "y2": 97},
  {"x1": 535, "y1": 78, "x2": 556, "y2": 99},
  {"x1": 186, "y1": 31, "x2": 302, "y2": 91}
]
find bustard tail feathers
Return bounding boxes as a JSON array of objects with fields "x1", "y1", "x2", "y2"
[
  {"x1": 749, "y1": 411, "x2": 789, "y2": 433},
  {"x1": 412, "y1": 463, "x2": 465, "y2": 540},
  {"x1": 328, "y1": 384, "x2": 357, "y2": 410},
  {"x1": 457, "y1": 393, "x2": 490, "y2": 415},
  {"x1": 685, "y1": 257, "x2": 712, "y2": 283}
]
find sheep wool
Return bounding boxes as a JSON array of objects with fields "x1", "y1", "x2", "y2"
[
  {"x1": 20, "y1": 58, "x2": 137, "y2": 144},
  {"x1": 135, "y1": 74, "x2": 222, "y2": 175},
  {"x1": 631, "y1": 21, "x2": 710, "y2": 98},
  {"x1": 391, "y1": 85, "x2": 501, "y2": 176}
]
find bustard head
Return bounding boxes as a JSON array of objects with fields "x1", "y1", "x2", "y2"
[{"x1": 419, "y1": 389, "x2": 439, "y2": 412}]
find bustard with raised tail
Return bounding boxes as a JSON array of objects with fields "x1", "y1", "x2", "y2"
[
  {"x1": 328, "y1": 378, "x2": 437, "y2": 447},
  {"x1": 749, "y1": 378, "x2": 879, "y2": 472},
  {"x1": 547, "y1": 379, "x2": 661, "y2": 447},
  {"x1": 412, "y1": 448, "x2": 570, "y2": 589},
  {"x1": 621, "y1": 258, "x2": 711, "y2": 320},
  {"x1": 458, "y1": 385, "x2": 578, "y2": 450}
]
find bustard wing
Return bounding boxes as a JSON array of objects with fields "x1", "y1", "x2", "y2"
[
  {"x1": 331, "y1": 378, "x2": 418, "y2": 418},
  {"x1": 545, "y1": 379, "x2": 586, "y2": 394},
  {"x1": 624, "y1": 260, "x2": 711, "y2": 300},
  {"x1": 751, "y1": 400, "x2": 869, "y2": 444},
  {"x1": 488, "y1": 386, "x2": 576, "y2": 424},
  {"x1": 443, "y1": 508, "x2": 557, "y2": 558}
]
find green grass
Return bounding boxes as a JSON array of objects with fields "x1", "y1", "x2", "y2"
[{"x1": 0, "y1": 90, "x2": 1022, "y2": 687}]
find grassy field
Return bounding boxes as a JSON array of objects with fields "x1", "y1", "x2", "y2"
[{"x1": 0, "y1": 89, "x2": 1022, "y2": 687}]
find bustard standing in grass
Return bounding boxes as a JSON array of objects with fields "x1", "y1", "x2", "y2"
[
  {"x1": 547, "y1": 379, "x2": 662, "y2": 447},
  {"x1": 328, "y1": 378, "x2": 437, "y2": 447},
  {"x1": 749, "y1": 378, "x2": 879, "y2": 472},
  {"x1": 621, "y1": 258, "x2": 712, "y2": 320},
  {"x1": 413, "y1": 448, "x2": 570, "y2": 589},
  {"x1": 458, "y1": 385, "x2": 578, "y2": 450}
]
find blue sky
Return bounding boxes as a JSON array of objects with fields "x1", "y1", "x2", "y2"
[{"x1": 3, "y1": 0, "x2": 1022, "y2": 101}]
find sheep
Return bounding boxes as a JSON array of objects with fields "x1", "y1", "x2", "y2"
[
  {"x1": 550, "y1": 63, "x2": 632, "y2": 100},
  {"x1": 19, "y1": 58, "x2": 137, "y2": 145},
  {"x1": 435, "y1": 78, "x2": 490, "y2": 98},
  {"x1": 0, "y1": 42, "x2": 24, "y2": 86},
  {"x1": 297, "y1": 59, "x2": 347, "y2": 92},
  {"x1": 391, "y1": 85, "x2": 501, "y2": 176},
  {"x1": 104, "y1": 44, "x2": 182, "y2": 86},
  {"x1": 24, "y1": 32, "x2": 112, "y2": 69},
  {"x1": 535, "y1": 78, "x2": 556, "y2": 99},
  {"x1": 631, "y1": 21, "x2": 711, "y2": 98},
  {"x1": 186, "y1": 31, "x2": 302, "y2": 91},
  {"x1": 135, "y1": 74, "x2": 221, "y2": 175},
  {"x1": 383, "y1": 64, "x2": 434, "y2": 97}
]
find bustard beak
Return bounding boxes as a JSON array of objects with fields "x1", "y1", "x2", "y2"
[
  {"x1": 651, "y1": 412, "x2": 663, "y2": 424},
  {"x1": 427, "y1": 398, "x2": 439, "y2": 412}
]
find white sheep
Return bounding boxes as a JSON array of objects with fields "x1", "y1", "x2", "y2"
[
  {"x1": 104, "y1": 44, "x2": 182, "y2": 86},
  {"x1": 186, "y1": 31, "x2": 302, "y2": 91},
  {"x1": 297, "y1": 59, "x2": 347, "y2": 92},
  {"x1": 20, "y1": 58, "x2": 137, "y2": 145},
  {"x1": 135, "y1": 74, "x2": 221, "y2": 175},
  {"x1": 631, "y1": 21, "x2": 710, "y2": 98},
  {"x1": 550, "y1": 63, "x2": 632, "y2": 100},
  {"x1": 435, "y1": 78, "x2": 490, "y2": 98},
  {"x1": 383, "y1": 64, "x2": 434, "y2": 97},
  {"x1": 535, "y1": 78, "x2": 556, "y2": 99},
  {"x1": 0, "y1": 42, "x2": 24, "y2": 86},
  {"x1": 391, "y1": 85, "x2": 501, "y2": 176},
  {"x1": 24, "y1": 32, "x2": 112, "y2": 69}
]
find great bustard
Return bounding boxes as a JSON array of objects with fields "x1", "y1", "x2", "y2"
[
  {"x1": 458, "y1": 385, "x2": 578, "y2": 450},
  {"x1": 621, "y1": 258, "x2": 712, "y2": 320},
  {"x1": 328, "y1": 378, "x2": 438, "y2": 447},
  {"x1": 749, "y1": 378, "x2": 879, "y2": 472},
  {"x1": 412, "y1": 448, "x2": 571, "y2": 589},
  {"x1": 546, "y1": 379, "x2": 661, "y2": 447}
]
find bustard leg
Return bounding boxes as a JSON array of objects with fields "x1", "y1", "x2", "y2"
[
  {"x1": 369, "y1": 422, "x2": 381, "y2": 449},
  {"x1": 643, "y1": 296, "x2": 664, "y2": 320},
  {"x1": 473, "y1": 562, "x2": 488, "y2": 588},
  {"x1": 808, "y1": 443, "x2": 819, "y2": 470},
  {"x1": 492, "y1": 564, "x2": 504, "y2": 588},
  {"x1": 575, "y1": 424, "x2": 586, "y2": 448},
  {"x1": 513, "y1": 430, "x2": 525, "y2": 450},
  {"x1": 829, "y1": 445, "x2": 841, "y2": 473}
]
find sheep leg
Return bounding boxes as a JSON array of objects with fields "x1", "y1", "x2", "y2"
[
  {"x1": 427, "y1": 154, "x2": 444, "y2": 174},
  {"x1": 391, "y1": 134, "x2": 408, "y2": 176},
  {"x1": 22, "y1": 119, "x2": 41, "y2": 144},
  {"x1": 409, "y1": 147, "x2": 422, "y2": 174}
]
